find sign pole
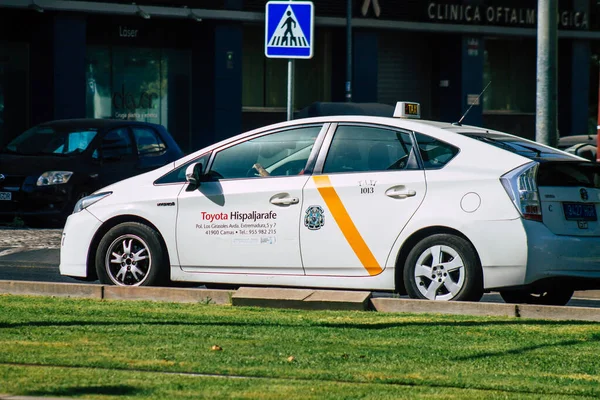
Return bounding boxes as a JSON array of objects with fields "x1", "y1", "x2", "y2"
[
  {"x1": 265, "y1": 1, "x2": 313, "y2": 120},
  {"x1": 287, "y1": 59, "x2": 295, "y2": 121}
]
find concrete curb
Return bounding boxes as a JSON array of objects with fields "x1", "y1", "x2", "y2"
[
  {"x1": 104, "y1": 286, "x2": 233, "y2": 305},
  {"x1": 232, "y1": 287, "x2": 371, "y2": 310},
  {"x1": 0, "y1": 281, "x2": 102, "y2": 299},
  {"x1": 4, "y1": 281, "x2": 600, "y2": 322},
  {"x1": 371, "y1": 297, "x2": 517, "y2": 317},
  {"x1": 517, "y1": 304, "x2": 600, "y2": 321}
]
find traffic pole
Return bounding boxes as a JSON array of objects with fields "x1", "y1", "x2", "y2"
[
  {"x1": 597, "y1": 67, "x2": 600, "y2": 162},
  {"x1": 287, "y1": 59, "x2": 295, "y2": 121},
  {"x1": 345, "y1": 0, "x2": 352, "y2": 102},
  {"x1": 535, "y1": 0, "x2": 558, "y2": 147}
]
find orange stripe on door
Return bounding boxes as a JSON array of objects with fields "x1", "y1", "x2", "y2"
[{"x1": 313, "y1": 175, "x2": 383, "y2": 276}]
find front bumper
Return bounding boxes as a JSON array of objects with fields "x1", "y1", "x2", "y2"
[
  {"x1": 0, "y1": 180, "x2": 74, "y2": 218},
  {"x1": 59, "y1": 209, "x2": 103, "y2": 278}
]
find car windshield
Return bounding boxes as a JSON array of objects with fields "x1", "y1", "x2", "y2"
[
  {"x1": 460, "y1": 132, "x2": 575, "y2": 160},
  {"x1": 5, "y1": 126, "x2": 99, "y2": 155}
]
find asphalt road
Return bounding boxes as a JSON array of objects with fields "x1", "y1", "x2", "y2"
[
  {"x1": 2, "y1": 227, "x2": 600, "y2": 307},
  {"x1": 2, "y1": 249, "x2": 600, "y2": 308}
]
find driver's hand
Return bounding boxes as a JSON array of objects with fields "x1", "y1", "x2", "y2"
[{"x1": 253, "y1": 163, "x2": 270, "y2": 177}]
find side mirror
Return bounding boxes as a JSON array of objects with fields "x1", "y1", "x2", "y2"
[{"x1": 185, "y1": 162, "x2": 204, "y2": 191}]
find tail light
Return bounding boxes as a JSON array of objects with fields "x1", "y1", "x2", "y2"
[{"x1": 500, "y1": 162, "x2": 542, "y2": 222}]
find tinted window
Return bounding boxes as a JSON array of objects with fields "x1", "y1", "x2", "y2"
[
  {"x1": 133, "y1": 127, "x2": 167, "y2": 156},
  {"x1": 414, "y1": 133, "x2": 459, "y2": 170},
  {"x1": 323, "y1": 125, "x2": 416, "y2": 174},
  {"x1": 155, "y1": 153, "x2": 211, "y2": 185},
  {"x1": 209, "y1": 126, "x2": 321, "y2": 180},
  {"x1": 5, "y1": 126, "x2": 98, "y2": 155},
  {"x1": 101, "y1": 128, "x2": 134, "y2": 160}
]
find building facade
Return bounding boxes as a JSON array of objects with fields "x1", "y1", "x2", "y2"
[{"x1": 1, "y1": 0, "x2": 598, "y2": 153}]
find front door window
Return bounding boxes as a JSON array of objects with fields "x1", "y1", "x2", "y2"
[{"x1": 209, "y1": 126, "x2": 321, "y2": 180}]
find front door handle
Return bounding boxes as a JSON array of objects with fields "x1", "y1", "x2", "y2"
[
  {"x1": 385, "y1": 187, "x2": 416, "y2": 199},
  {"x1": 270, "y1": 194, "x2": 299, "y2": 206}
]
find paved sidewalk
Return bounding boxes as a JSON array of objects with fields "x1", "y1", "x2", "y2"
[{"x1": 0, "y1": 228, "x2": 62, "y2": 249}]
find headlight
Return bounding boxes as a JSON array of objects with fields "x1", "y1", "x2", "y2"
[
  {"x1": 73, "y1": 191, "x2": 112, "y2": 214},
  {"x1": 37, "y1": 171, "x2": 73, "y2": 186}
]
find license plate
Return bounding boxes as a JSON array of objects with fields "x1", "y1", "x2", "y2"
[
  {"x1": 563, "y1": 202, "x2": 597, "y2": 221},
  {"x1": 0, "y1": 192, "x2": 11, "y2": 201}
]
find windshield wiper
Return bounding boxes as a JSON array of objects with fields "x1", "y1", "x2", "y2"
[{"x1": 513, "y1": 143, "x2": 542, "y2": 157}]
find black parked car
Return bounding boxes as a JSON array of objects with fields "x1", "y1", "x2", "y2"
[{"x1": 0, "y1": 119, "x2": 183, "y2": 225}]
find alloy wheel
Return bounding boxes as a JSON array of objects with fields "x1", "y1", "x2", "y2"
[
  {"x1": 105, "y1": 234, "x2": 152, "y2": 286},
  {"x1": 413, "y1": 244, "x2": 465, "y2": 301}
]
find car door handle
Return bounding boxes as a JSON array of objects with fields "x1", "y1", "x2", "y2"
[
  {"x1": 385, "y1": 187, "x2": 416, "y2": 199},
  {"x1": 270, "y1": 195, "x2": 299, "y2": 206}
]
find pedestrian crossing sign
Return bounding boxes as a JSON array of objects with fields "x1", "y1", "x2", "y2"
[{"x1": 265, "y1": 1, "x2": 314, "y2": 59}]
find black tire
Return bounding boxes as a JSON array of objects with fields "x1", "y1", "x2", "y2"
[
  {"x1": 500, "y1": 288, "x2": 574, "y2": 306},
  {"x1": 403, "y1": 234, "x2": 483, "y2": 302},
  {"x1": 95, "y1": 222, "x2": 168, "y2": 286}
]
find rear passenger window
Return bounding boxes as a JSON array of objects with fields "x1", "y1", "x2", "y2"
[
  {"x1": 100, "y1": 128, "x2": 134, "y2": 160},
  {"x1": 414, "y1": 133, "x2": 459, "y2": 169},
  {"x1": 323, "y1": 125, "x2": 417, "y2": 174},
  {"x1": 133, "y1": 127, "x2": 167, "y2": 156}
]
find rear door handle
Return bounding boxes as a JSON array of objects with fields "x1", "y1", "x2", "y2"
[
  {"x1": 385, "y1": 188, "x2": 416, "y2": 199},
  {"x1": 270, "y1": 194, "x2": 299, "y2": 206}
]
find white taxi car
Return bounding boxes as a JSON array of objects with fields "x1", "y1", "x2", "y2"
[{"x1": 60, "y1": 102, "x2": 600, "y2": 305}]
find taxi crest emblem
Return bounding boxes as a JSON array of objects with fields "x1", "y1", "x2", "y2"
[{"x1": 304, "y1": 205, "x2": 325, "y2": 230}]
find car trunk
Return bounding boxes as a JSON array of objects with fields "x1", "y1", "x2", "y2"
[{"x1": 537, "y1": 161, "x2": 600, "y2": 236}]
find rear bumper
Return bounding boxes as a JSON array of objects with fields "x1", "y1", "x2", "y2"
[{"x1": 523, "y1": 220, "x2": 600, "y2": 288}]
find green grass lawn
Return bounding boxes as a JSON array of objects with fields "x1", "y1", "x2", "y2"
[{"x1": 1, "y1": 294, "x2": 600, "y2": 399}]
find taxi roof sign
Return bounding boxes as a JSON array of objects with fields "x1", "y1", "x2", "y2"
[{"x1": 394, "y1": 102, "x2": 420, "y2": 119}]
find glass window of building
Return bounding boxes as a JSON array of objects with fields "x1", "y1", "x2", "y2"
[
  {"x1": 483, "y1": 39, "x2": 536, "y2": 114},
  {"x1": 242, "y1": 26, "x2": 332, "y2": 111},
  {"x1": 0, "y1": 42, "x2": 29, "y2": 147},
  {"x1": 85, "y1": 46, "x2": 191, "y2": 152}
]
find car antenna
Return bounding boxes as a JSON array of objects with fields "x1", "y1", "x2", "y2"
[{"x1": 453, "y1": 81, "x2": 491, "y2": 126}]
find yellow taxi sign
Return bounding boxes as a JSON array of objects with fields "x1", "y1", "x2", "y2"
[{"x1": 393, "y1": 102, "x2": 420, "y2": 119}]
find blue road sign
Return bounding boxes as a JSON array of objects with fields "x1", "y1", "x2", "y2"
[{"x1": 265, "y1": 1, "x2": 314, "y2": 59}]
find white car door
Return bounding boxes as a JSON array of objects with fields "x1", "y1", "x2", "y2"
[
  {"x1": 176, "y1": 125, "x2": 325, "y2": 275},
  {"x1": 300, "y1": 124, "x2": 427, "y2": 277}
]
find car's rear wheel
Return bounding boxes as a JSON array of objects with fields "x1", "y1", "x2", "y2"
[
  {"x1": 96, "y1": 222, "x2": 168, "y2": 286},
  {"x1": 403, "y1": 234, "x2": 483, "y2": 302},
  {"x1": 499, "y1": 288, "x2": 574, "y2": 306}
]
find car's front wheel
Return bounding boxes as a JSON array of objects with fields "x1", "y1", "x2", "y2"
[
  {"x1": 96, "y1": 222, "x2": 168, "y2": 286},
  {"x1": 499, "y1": 288, "x2": 574, "y2": 306},
  {"x1": 403, "y1": 234, "x2": 483, "y2": 302}
]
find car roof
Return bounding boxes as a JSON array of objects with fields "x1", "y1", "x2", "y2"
[{"x1": 38, "y1": 118, "x2": 163, "y2": 130}]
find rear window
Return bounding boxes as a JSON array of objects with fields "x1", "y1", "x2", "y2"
[
  {"x1": 460, "y1": 132, "x2": 572, "y2": 160},
  {"x1": 538, "y1": 162, "x2": 600, "y2": 188}
]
